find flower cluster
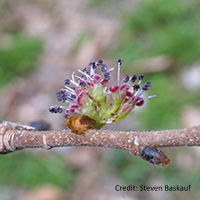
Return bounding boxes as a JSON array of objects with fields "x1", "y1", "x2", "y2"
[{"x1": 49, "y1": 59, "x2": 155, "y2": 129}]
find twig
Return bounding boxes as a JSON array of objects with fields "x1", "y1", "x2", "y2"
[{"x1": 1, "y1": 121, "x2": 200, "y2": 167}]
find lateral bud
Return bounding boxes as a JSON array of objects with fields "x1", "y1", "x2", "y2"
[{"x1": 140, "y1": 147, "x2": 171, "y2": 167}]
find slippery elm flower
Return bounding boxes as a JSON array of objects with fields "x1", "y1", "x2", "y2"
[{"x1": 49, "y1": 59, "x2": 155, "y2": 131}]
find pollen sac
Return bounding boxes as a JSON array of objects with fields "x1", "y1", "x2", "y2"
[
  {"x1": 101, "y1": 64, "x2": 108, "y2": 72},
  {"x1": 133, "y1": 84, "x2": 140, "y2": 91},
  {"x1": 104, "y1": 72, "x2": 110, "y2": 80},
  {"x1": 70, "y1": 94, "x2": 76, "y2": 99},
  {"x1": 123, "y1": 74, "x2": 129, "y2": 83},
  {"x1": 81, "y1": 75, "x2": 87, "y2": 80},
  {"x1": 117, "y1": 59, "x2": 123, "y2": 65},
  {"x1": 56, "y1": 89, "x2": 68, "y2": 102},
  {"x1": 96, "y1": 59, "x2": 103, "y2": 66},
  {"x1": 89, "y1": 60, "x2": 96, "y2": 69},
  {"x1": 142, "y1": 81, "x2": 152, "y2": 91},
  {"x1": 64, "y1": 79, "x2": 70, "y2": 85},
  {"x1": 130, "y1": 75, "x2": 137, "y2": 82},
  {"x1": 82, "y1": 68, "x2": 88, "y2": 74},
  {"x1": 49, "y1": 105, "x2": 63, "y2": 113},
  {"x1": 49, "y1": 59, "x2": 155, "y2": 129},
  {"x1": 79, "y1": 80, "x2": 87, "y2": 88},
  {"x1": 138, "y1": 74, "x2": 145, "y2": 81}
]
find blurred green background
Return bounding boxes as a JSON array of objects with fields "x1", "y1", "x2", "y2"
[{"x1": 0, "y1": 0, "x2": 200, "y2": 199}]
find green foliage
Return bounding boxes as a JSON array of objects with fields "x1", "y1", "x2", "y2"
[
  {"x1": 0, "y1": 151, "x2": 78, "y2": 189},
  {"x1": 112, "y1": 0, "x2": 200, "y2": 67},
  {"x1": 0, "y1": 34, "x2": 43, "y2": 88},
  {"x1": 138, "y1": 73, "x2": 183, "y2": 130},
  {"x1": 184, "y1": 90, "x2": 200, "y2": 107}
]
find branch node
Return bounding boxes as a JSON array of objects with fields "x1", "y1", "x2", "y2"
[
  {"x1": 134, "y1": 135, "x2": 139, "y2": 146},
  {"x1": 0, "y1": 122, "x2": 9, "y2": 152},
  {"x1": 0, "y1": 121, "x2": 36, "y2": 154},
  {"x1": 129, "y1": 136, "x2": 140, "y2": 156},
  {"x1": 4, "y1": 130, "x2": 16, "y2": 152},
  {"x1": 43, "y1": 134, "x2": 51, "y2": 150}
]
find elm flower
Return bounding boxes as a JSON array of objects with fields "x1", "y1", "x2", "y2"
[{"x1": 49, "y1": 59, "x2": 155, "y2": 129}]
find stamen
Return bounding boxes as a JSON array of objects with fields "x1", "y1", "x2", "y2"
[
  {"x1": 104, "y1": 72, "x2": 111, "y2": 80},
  {"x1": 135, "y1": 89, "x2": 144, "y2": 98},
  {"x1": 78, "y1": 69, "x2": 92, "y2": 81},
  {"x1": 133, "y1": 84, "x2": 140, "y2": 91},
  {"x1": 64, "y1": 79, "x2": 70, "y2": 85},
  {"x1": 89, "y1": 60, "x2": 96, "y2": 75},
  {"x1": 79, "y1": 81, "x2": 87, "y2": 88},
  {"x1": 56, "y1": 89, "x2": 76, "y2": 102},
  {"x1": 117, "y1": 59, "x2": 123, "y2": 85},
  {"x1": 56, "y1": 89, "x2": 71, "y2": 102},
  {"x1": 138, "y1": 74, "x2": 145, "y2": 81},
  {"x1": 63, "y1": 99, "x2": 74, "y2": 104},
  {"x1": 101, "y1": 64, "x2": 108, "y2": 72},
  {"x1": 81, "y1": 75, "x2": 87, "y2": 80},
  {"x1": 75, "y1": 75, "x2": 85, "y2": 81},
  {"x1": 123, "y1": 74, "x2": 129, "y2": 83},
  {"x1": 144, "y1": 95, "x2": 156, "y2": 99},
  {"x1": 138, "y1": 74, "x2": 144, "y2": 84},
  {"x1": 70, "y1": 80, "x2": 79, "y2": 87},
  {"x1": 107, "y1": 67, "x2": 115, "y2": 72},
  {"x1": 146, "y1": 81, "x2": 151, "y2": 85},
  {"x1": 96, "y1": 59, "x2": 103, "y2": 66},
  {"x1": 142, "y1": 81, "x2": 152, "y2": 91},
  {"x1": 72, "y1": 71, "x2": 75, "y2": 82},
  {"x1": 130, "y1": 75, "x2": 137, "y2": 83},
  {"x1": 65, "y1": 85, "x2": 76, "y2": 93},
  {"x1": 100, "y1": 67, "x2": 114, "y2": 82},
  {"x1": 49, "y1": 105, "x2": 63, "y2": 113},
  {"x1": 70, "y1": 94, "x2": 76, "y2": 99},
  {"x1": 118, "y1": 59, "x2": 123, "y2": 65},
  {"x1": 89, "y1": 60, "x2": 96, "y2": 68},
  {"x1": 82, "y1": 68, "x2": 88, "y2": 74}
]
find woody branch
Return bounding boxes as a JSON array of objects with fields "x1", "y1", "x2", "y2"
[{"x1": 0, "y1": 121, "x2": 200, "y2": 167}]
